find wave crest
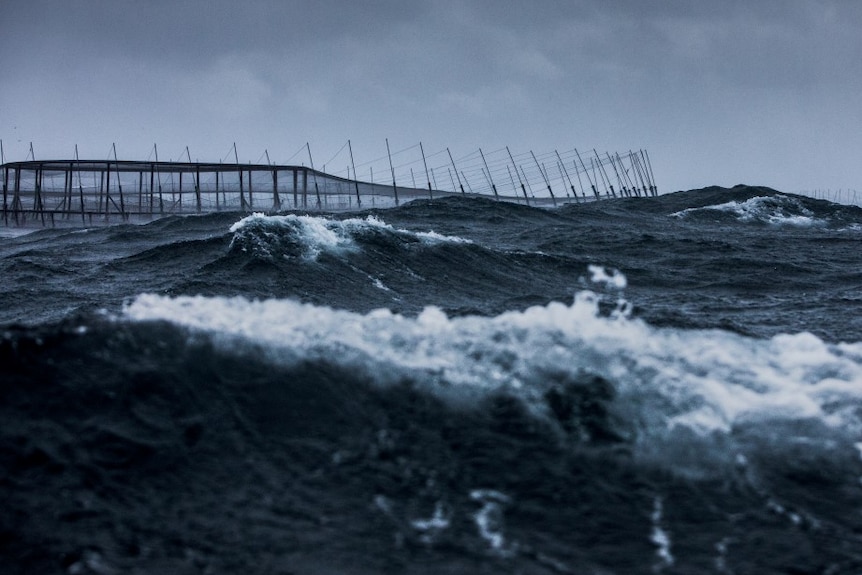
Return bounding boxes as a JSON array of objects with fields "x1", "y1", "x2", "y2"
[
  {"x1": 122, "y1": 285, "x2": 862, "y2": 459},
  {"x1": 671, "y1": 195, "x2": 821, "y2": 226},
  {"x1": 228, "y1": 213, "x2": 471, "y2": 260}
]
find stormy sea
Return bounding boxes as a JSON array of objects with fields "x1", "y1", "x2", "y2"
[{"x1": 2, "y1": 184, "x2": 862, "y2": 574}]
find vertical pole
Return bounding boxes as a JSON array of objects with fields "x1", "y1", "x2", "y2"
[
  {"x1": 637, "y1": 150, "x2": 651, "y2": 196},
  {"x1": 506, "y1": 165, "x2": 521, "y2": 204},
  {"x1": 73, "y1": 148, "x2": 84, "y2": 223},
  {"x1": 149, "y1": 164, "x2": 155, "y2": 214},
  {"x1": 626, "y1": 151, "x2": 641, "y2": 196},
  {"x1": 555, "y1": 150, "x2": 579, "y2": 202},
  {"x1": 420, "y1": 142, "x2": 433, "y2": 200},
  {"x1": 114, "y1": 161, "x2": 128, "y2": 220},
  {"x1": 575, "y1": 149, "x2": 599, "y2": 200},
  {"x1": 13, "y1": 166, "x2": 21, "y2": 225},
  {"x1": 606, "y1": 152, "x2": 627, "y2": 197},
  {"x1": 215, "y1": 168, "x2": 220, "y2": 210},
  {"x1": 307, "y1": 143, "x2": 321, "y2": 209},
  {"x1": 570, "y1": 159, "x2": 587, "y2": 200},
  {"x1": 632, "y1": 151, "x2": 650, "y2": 197},
  {"x1": 233, "y1": 143, "x2": 246, "y2": 211},
  {"x1": 447, "y1": 148, "x2": 465, "y2": 194},
  {"x1": 461, "y1": 170, "x2": 474, "y2": 194},
  {"x1": 518, "y1": 165, "x2": 534, "y2": 199},
  {"x1": 105, "y1": 163, "x2": 112, "y2": 220},
  {"x1": 348, "y1": 140, "x2": 361, "y2": 208},
  {"x1": 36, "y1": 164, "x2": 46, "y2": 225},
  {"x1": 507, "y1": 146, "x2": 529, "y2": 205},
  {"x1": 63, "y1": 165, "x2": 71, "y2": 219},
  {"x1": 531, "y1": 151, "x2": 556, "y2": 206},
  {"x1": 302, "y1": 167, "x2": 308, "y2": 208},
  {"x1": 155, "y1": 145, "x2": 164, "y2": 215},
  {"x1": 136, "y1": 170, "x2": 143, "y2": 215},
  {"x1": 615, "y1": 152, "x2": 635, "y2": 197},
  {"x1": 113, "y1": 145, "x2": 126, "y2": 219},
  {"x1": 292, "y1": 168, "x2": 298, "y2": 208},
  {"x1": 248, "y1": 167, "x2": 254, "y2": 210},
  {"x1": 179, "y1": 170, "x2": 185, "y2": 212},
  {"x1": 196, "y1": 166, "x2": 202, "y2": 212},
  {"x1": 479, "y1": 148, "x2": 499, "y2": 200},
  {"x1": 385, "y1": 138, "x2": 399, "y2": 206},
  {"x1": 593, "y1": 149, "x2": 615, "y2": 198},
  {"x1": 555, "y1": 162, "x2": 569, "y2": 199},
  {"x1": 272, "y1": 168, "x2": 280, "y2": 211},
  {"x1": 76, "y1": 162, "x2": 85, "y2": 224},
  {"x1": 643, "y1": 149, "x2": 658, "y2": 196}
]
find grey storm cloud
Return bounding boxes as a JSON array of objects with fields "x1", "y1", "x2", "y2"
[{"x1": 2, "y1": 0, "x2": 861, "y2": 193}]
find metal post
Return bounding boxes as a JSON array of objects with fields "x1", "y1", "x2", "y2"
[
  {"x1": 248, "y1": 167, "x2": 253, "y2": 210},
  {"x1": 447, "y1": 148, "x2": 465, "y2": 195},
  {"x1": 302, "y1": 167, "x2": 308, "y2": 208},
  {"x1": 420, "y1": 142, "x2": 432, "y2": 200},
  {"x1": 507, "y1": 146, "x2": 529, "y2": 205},
  {"x1": 215, "y1": 168, "x2": 220, "y2": 210},
  {"x1": 13, "y1": 166, "x2": 21, "y2": 225},
  {"x1": 37, "y1": 164, "x2": 47, "y2": 225},
  {"x1": 555, "y1": 150, "x2": 579, "y2": 202},
  {"x1": 196, "y1": 166, "x2": 202, "y2": 212},
  {"x1": 385, "y1": 138, "x2": 399, "y2": 206},
  {"x1": 307, "y1": 143, "x2": 322, "y2": 209},
  {"x1": 155, "y1": 145, "x2": 164, "y2": 215},
  {"x1": 575, "y1": 149, "x2": 599, "y2": 200},
  {"x1": 479, "y1": 148, "x2": 499, "y2": 200},
  {"x1": 593, "y1": 149, "x2": 615, "y2": 198},
  {"x1": 531, "y1": 151, "x2": 555, "y2": 206},
  {"x1": 272, "y1": 168, "x2": 280, "y2": 211},
  {"x1": 348, "y1": 140, "x2": 361, "y2": 208},
  {"x1": 104, "y1": 164, "x2": 111, "y2": 220}
]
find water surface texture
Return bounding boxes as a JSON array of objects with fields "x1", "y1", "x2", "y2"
[{"x1": 3, "y1": 185, "x2": 862, "y2": 574}]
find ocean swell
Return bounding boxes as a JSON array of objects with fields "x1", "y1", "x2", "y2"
[{"x1": 123, "y1": 276, "x2": 862, "y2": 478}]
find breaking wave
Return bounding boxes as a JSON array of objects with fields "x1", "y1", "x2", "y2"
[
  {"x1": 123, "y1": 269, "x2": 862, "y2": 478},
  {"x1": 671, "y1": 194, "x2": 822, "y2": 226},
  {"x1": 228, "y1": 213, "x2": 471, "y2": 260}
]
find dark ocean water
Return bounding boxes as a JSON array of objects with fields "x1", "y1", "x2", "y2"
[{"x1": 2, "y1": 185, "x2": 862, "y2": 574}]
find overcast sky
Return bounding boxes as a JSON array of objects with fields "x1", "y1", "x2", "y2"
[{"x1": 2, "y1": 0, "x2": 860, "y2": 194}]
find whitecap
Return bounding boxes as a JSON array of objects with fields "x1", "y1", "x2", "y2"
[
  {"x1": 123, "y1": 267, "x2": 862, "y2": 475},
  {"x1": 229, "y1": 213, "x2": 471, "y2": 261},
  {"x1": 671, "y1": 195, "x2": 823, "y2": 227}
]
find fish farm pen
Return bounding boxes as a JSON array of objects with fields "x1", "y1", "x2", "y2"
[{"x1": 0, "y1": 146, "x2": 657, "y2": 228}]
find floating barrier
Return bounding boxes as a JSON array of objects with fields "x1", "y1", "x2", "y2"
[{"x1": 0, "y1": 143, "x2": 657, "y2": 228}]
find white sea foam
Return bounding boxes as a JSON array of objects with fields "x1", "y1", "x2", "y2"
[
  {"x1": 671, "y1": 195, "x2": 822, "y2": 227},
  {"x1": 588, "y1": 264, "x2": 627, "y2": 289},
  {"x1": 470, "y1": 490, "x2": 512, "y2": 555},
  {"x1": 650, "y1": 497, "x2": 674, "y2": 570},
  {"x1": 229, "y1": 213, "x2": 471, "y2": 261},
  {"x1": 411, "y1": 502, "x2": 451, "y2": 534},
  {"x1": 123, "y1": 271, "x2": 862, "y2": 469}
]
